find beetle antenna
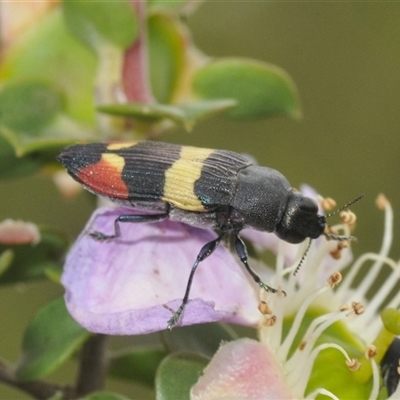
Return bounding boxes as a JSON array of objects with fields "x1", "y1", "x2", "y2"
[
  {"x1": 324, "y1": 231, "x2": 358, "y2": 242},
  {"x1": 293, "y1": 238, "x2": 312, "y2": 276},
  {"x1": 324, "y1": 194, "x2": 364, "y2": 242},
  {"x1": 326, "y1": 194, "x2": 364, "y2": 219},
  {"x1": 294, "y1": 194, "x2": 364, "y2": 276}
]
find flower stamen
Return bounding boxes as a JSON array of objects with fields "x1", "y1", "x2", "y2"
[
  {"x1": 306, "y1": 388, "x2": 340, "y2": 400},
  {"x1": 287, "y1": 309, "x2": 354, "y2": 373},
  {"x1": 321, "y1": 197, "x2": 337, "y2": 211},
  {"x1": 366, "y1": 345, "x2": 377, "y2": 359},
  {"x1": 328, "y1": 272, "x2": 342, "y2": 288},
  {"x1": 368, "y1": 358, "x2": 380, "y2": 400},
  {"x1": 346, "y1": 358, "x2": 361, "y2": 371},
  {"x1": 275, "y1": 286, "x2": 329, "y2": 361},
  {"x1": 340, "y1": 210, "x2": 357, "y2": 225},
  {"x1": 290, "y1": 343, "x2": 356, "y2": 395},
  {"x1": 262, "y1": 315, "x2": 277, "y2": 327},
  {"x1": 351, "y1": 301, "x2": 365, "y2": 316},
  {"x1": 258, "y1": 300, "x2": 272, "y2": 315}
]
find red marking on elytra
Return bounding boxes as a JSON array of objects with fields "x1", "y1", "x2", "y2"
[{"x1": 77, "y1": 158, "x2": 129, "y2": 199}]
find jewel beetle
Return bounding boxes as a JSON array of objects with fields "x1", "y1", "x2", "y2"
[
  {"x1": 58, "y1": 141, "x2": 362, "y2": 329},
  {"x1": 381, "y1": 337, "x2": 400, "y2": 396}
]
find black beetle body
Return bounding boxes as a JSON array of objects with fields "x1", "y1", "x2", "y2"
[{"x1": 58, "y1": 141, "x2": 354, "y2": 329}]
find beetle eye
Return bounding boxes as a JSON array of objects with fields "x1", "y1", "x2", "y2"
[{"x1": 299, "y1": 197, "x2": 318, "y2": 213}]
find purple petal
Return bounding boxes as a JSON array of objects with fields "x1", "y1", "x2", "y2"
[
  {"x1": 62, "y1": 207, "x2": 260, "y2": 335},
  {"x1": 299, "y1": 184, "x2": 319, "y2": 205},
  {"x1": 241, "y1": 228, "x2": 300, "y2": 267}
]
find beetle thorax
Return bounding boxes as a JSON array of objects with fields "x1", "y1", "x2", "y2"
[{"x1": 230, "y1": 166, "x2": 292, "y2": 232}]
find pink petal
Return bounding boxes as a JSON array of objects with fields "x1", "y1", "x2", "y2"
[
  {"x1": 191, "y1": 338, "x2": 292, "y2": 400},
  {"x1": 0, "y1": 219, "x2": 40, "y2": 245},
  {"x1": 62, "y1": 207, "x2": 260, "y2": 335}
]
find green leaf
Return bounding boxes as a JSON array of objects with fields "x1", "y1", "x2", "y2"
[
  {"x1": 16, "y1": 297, "x2": 90, "y2": 381},
  {"x1": 47, "y1": 393, "x2": 64, "y2": 400},
  {"x1": 161, "y1": 323, "x2": 238, "y2": 357},
  {"x1": 148, "y1": 0, "x2": 199, "y2": 14},
  {"x1": 44, "y1": 266, "x2": 63, "y2": 285},
  {"x1": 0, "y1": 121, "x2": 95, "y2": 159},
  {"x1": 0, "y1": 79, "x2": 96, "y2": 158},
  {"x1": 98, "y1": 102, "x2": 182, "y2": 123},
  {"x1": 109, "y1": 348, "x2": 167, "y2": 387},
  {"x1": 0, "y1": 132, "x2": 94, "y2": 180},
  {"x1": 0, "y1": 8, "x2": 97, "y2": 124},
  {"x1": 63, "y1": 0, "x2": 138, "y2": 50},
  {"x1": 179, "y1": 100, "x2": 237, "y2": 130},
  {"x1": 148, "y1": 14, "x2": 185, "y2": 103},
  {"x1": 0, "y1": 228, "x2": 68, "y2": 285},
  {"x1": 382, "y1": 308, "x2": 400, "y2": 335},
  {"x1": 0, "y1": 250, "x2": 14, "y2": 277},
  {"x1": 0, "y1": 136, "x2": 43, "y2": 179},
  {"x1": 83, "y1": 392, "x2": 131, "y2": 400},
  {"x1": 155, "y1": 353, "x2": 208, "y2": 400},
  {"x1": 193, "y1": 58, "x2": 301, "y2": 119},
  {"x1": 98, "y1": 99, "x2": 236, "y2": 131},
  {"x1": 0, "y1": 81, "x2": 62, "y2": 135}
]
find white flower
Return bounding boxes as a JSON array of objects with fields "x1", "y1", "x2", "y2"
[{"x1": 193, "y1": 193, "x2": 400, "y2": 399}]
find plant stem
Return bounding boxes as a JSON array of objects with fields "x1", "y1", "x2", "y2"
[
  {"x1": 0, "y1": 358, "x2": 75, "y2": 400},
  {"x1": 75, "y1": 334, "x2": 108, "y2": 397}
]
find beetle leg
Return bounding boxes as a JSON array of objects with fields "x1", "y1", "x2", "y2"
[
  {"x1": 167, "y1": 233, "x2": 226, "y2": 330},
  {"x1": 89, "y1": 213, "x2": 169, "y2": 241},
  {"x1": 234, "y1": 234, "x2": 285, "y2": 295}
]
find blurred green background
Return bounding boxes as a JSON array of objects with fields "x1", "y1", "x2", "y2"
[{"x1": 0, "y1": 2, "x2": 399, "y2": 398}]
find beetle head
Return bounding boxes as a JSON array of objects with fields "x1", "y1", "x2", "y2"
[
  {"x1": 276, "y1": 192, "x2": 363, "y2": 276},
  {"x1": 275, "y1": 192, "x2": 325, "y2": 244}
]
